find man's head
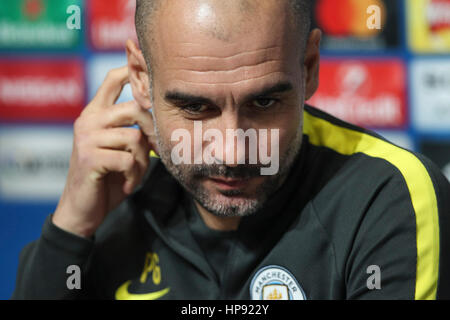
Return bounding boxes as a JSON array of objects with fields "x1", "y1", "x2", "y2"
[
  {"x1": 134, "y1": 0, "x2": 312, "y2": 78},
  {"x1": 127, "y1": 0, "x2": 321, "y2": 218}
]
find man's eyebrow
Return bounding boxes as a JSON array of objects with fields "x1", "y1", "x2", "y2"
[
  {"x1": 246, "y1": 81, "x2": 294, "y2": 100},
  {"x1": 165, "y1": 91, "x2": 215, "y2": 106},
  {"x1": 164, "y1": 81, "x2": 294, "y2": 105}
]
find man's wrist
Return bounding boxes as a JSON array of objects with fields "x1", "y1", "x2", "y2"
[{"x1": 51, "y1": 212, "x2": 96, "y2": 239}]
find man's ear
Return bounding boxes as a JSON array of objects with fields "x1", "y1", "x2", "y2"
[
  {"x1": 126, "y1": 39, "x2": 152, "y2": 109},
  {"x1": 304, "y1": 28, "x2": 321, "y2": 101}
]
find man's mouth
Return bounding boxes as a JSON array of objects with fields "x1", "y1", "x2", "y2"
[{"x1": 208, "y1": 176, "x2": 251, "y2": 190}]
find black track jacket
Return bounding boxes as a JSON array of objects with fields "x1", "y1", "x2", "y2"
[{"x1": 12, "y1": 105, "x2": 450, "y2": 300}]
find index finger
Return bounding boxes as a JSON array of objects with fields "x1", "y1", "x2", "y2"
[{"x1": 91, "y1": 66, "x2": 130, "y2": 109}]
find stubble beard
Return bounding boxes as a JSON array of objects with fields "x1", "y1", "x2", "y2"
[{"x1": 154, "y1": 123, "x2": 303, "y2": 218}]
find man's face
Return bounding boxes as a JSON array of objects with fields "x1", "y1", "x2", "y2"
[{"x1": 147, "y1": 0, "x2": 307, "y2": 217}]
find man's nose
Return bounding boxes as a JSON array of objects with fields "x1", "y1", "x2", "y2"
[{"x1": 216, "y1": 112, "x2": 248, "y2": 167}]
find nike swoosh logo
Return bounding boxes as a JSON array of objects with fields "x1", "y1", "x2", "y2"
[{"x1": 115, "y1": 280, "x2": 170, "y2": 300}]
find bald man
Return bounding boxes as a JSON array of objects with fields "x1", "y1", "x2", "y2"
[{"x1": 13, "y1": 0, "x2": 450, "y2": 300}]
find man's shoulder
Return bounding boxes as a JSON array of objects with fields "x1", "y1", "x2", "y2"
[{"x1": 303, "y1": 104, "x2": 448, "y2": 198}]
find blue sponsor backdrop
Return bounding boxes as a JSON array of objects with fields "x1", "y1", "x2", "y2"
[{"x1": 1, "y1": 0, "x2": 450, "y2": 299}]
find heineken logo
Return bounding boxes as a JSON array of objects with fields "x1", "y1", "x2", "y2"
[{"x1": 0, "y1": 0, "x2": 81, "y2": 49}]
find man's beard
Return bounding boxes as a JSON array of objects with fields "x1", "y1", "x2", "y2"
[{"x1": 154, "y1": 125, "x2": 303, "y2": 218}]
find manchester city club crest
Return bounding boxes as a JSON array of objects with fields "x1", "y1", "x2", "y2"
[{"x1": 250, "y1": 265, "x2": 306, "y2": 300}]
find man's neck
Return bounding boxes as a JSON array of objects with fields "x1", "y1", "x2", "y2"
[{"x1": 193, "y1": 200, "x2": 241, "y2": 231}]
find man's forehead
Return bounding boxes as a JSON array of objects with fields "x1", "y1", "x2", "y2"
[
  {"x1": 168, "y1": 44, "x2": 284, "y2": 67},
  {"x1": 157, "y1": 41, "x2": 299, "y2": 95}
]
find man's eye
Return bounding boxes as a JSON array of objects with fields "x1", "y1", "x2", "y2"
[
  {"x1": 181, "y1": 104, "x2": 208, "y2": 113},
  {"x1": 253, "y1": 98, "x2": 276, "y2": 109}
]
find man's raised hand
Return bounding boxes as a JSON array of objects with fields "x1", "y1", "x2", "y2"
[{"x1": 52, "y1": 66, "x2": 156, "y2": 238}]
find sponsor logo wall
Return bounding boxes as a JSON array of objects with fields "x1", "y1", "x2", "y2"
[{"x1": 0, "y1": 0, "x2": 449, "y2": 299}]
